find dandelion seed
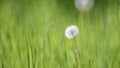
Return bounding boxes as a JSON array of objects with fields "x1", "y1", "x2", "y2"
[
  {"x1": 75, "y1": 0, "x2": 94, "y2": 11},
  {"x1": 65, "y1": 25, "x2": 79, "y2": 39}
]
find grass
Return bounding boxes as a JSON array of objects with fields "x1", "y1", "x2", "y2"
[{"x1": 0, "y1": 0, "x2": 120, "y2": 68}]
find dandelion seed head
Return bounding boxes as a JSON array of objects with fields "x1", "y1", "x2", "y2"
[
  {"x1": 65, "y1": 25, "x2": 79, "y2": 39},
  {"x1": 75, "y1": 0, "x2": 94, "y2": 11}
]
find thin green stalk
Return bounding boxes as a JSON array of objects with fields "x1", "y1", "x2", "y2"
[{"x1": 73, "y1": 38, "x2": 80, "y2": 68}]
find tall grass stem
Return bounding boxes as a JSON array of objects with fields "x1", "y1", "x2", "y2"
[{"x1": 73, "y1": 38, "x2": 80, "y2": 68}]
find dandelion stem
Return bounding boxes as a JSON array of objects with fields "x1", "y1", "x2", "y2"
[{"x1": 73, "y1": 38, "x2": 80, "y2": 68}]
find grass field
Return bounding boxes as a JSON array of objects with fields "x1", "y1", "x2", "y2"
[{"x1": 0, "y1": 0, "x2": 120, "y2": 68}]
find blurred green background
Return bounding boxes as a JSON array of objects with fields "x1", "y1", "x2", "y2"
[{"x1": 0, "y1": 0, "x2": 120, "y2": 68}]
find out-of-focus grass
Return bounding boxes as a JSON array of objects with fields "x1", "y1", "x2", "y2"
[{"x1": 0, "y1": 0, "x2": 120, "y2": 68}]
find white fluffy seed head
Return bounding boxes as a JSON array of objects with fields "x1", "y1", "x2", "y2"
[
  {"x1": 65, "y1": 25, "x2": 79, "y2": 39},
  {"x1": 75, "y1": 0, "x2": 94, "y2": 11}
]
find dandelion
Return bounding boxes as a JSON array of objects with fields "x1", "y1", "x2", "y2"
[
  {"x1": 75, "y1": 0, "x2": 94, "y2": 11},
  {"x1": 65, "y1": 25, "x2": 79, "y2": 39},
  {"x1": 65, "y1": 25, "x2": 80, "y2": 68}
]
